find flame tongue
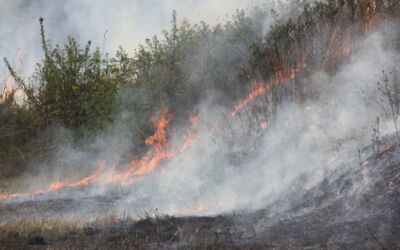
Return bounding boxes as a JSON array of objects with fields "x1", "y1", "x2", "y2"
[
  {"x1": 231, "y1": 81, "x2": 269, "y2": 116},
  {"x1": 106, "y1": 108, "x2": 174, "y2": 184},
  {"x1": 49, "y1": 163, "x2": 105, "y2": 191},
  {"x1": 0, "y1": 193, "x2": 22, "y2": 200},
  {"x1": 0, "y1": 108, "x2": 198, "y2": 201},
  {"x1": 145, "y1": 108, "x2": 170, "y2": 148},
  {"x1": 107, "y1": 110, "x2": 199, "y2": 184},
  {"x1": 232, "y1": 59, "x2": 306, "y2": 116}
]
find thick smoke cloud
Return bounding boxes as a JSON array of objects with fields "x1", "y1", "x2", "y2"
[
  {"x1": 1, "y1": 1, "x2": 398, "y2": 221},
  {"x1": 109, "y1": 28, "x2": 400, "y2": 216},
  {"x1": 31, "y1": 26, "x2": 395, "y2": 219}
]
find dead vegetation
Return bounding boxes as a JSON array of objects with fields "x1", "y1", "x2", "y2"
[
  {"x1": 0, "y1": 133, "x2": 399, "y2": 249},
  {"x1": 1, "y1": 1, "x2": 400, "y2": 249}
]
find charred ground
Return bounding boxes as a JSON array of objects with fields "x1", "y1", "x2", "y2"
[
  {"x1": 0, "y1": 134, "x2": 399, "y2": 249},
  {"x1": 1, "y1": 0, "x2": 400, "y2": 249}
]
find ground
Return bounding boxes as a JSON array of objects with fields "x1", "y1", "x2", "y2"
[{"x1": 0, "y1": 136, "x2": 399, "y2": 249}]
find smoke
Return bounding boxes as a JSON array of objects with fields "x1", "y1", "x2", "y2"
[
  {"x1": 0, "y1": 0, "x2": 268, "y2": 84},
  {"x1": 0, "y1": 0, "x2": 317, "y2": 89},
  {"x1": 1, "y1": 1, "x2": 399, "y2": 222},
  {"x1": 107, "y1": 27, "x2": 400, "y2": 216},
  {"x1": 29, "y1": 26, "x2": 396, "y2": 219}
]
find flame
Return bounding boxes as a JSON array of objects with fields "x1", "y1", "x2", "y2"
[
  {"x1": 363, "y1": 2, "x2": 380, "y2": 35},
  {"x1": 1, "y1": 49, "x2": 24, "y2": 103},
  {"x1": 232, "y1": 59, "x2": 306, "y2": 116},
  {"x1": 175, "y1": 201, "x2": 211, "y2": 215},
  {"x1": 260, "y1": 122, "x2": 268, "y2": 130},
  {"x1": 323, "y1": 26, "x2": 353, "y2": 70},
  {"x1": 49, "y1": 163, "x2": 105, "y2": 191},
  {"x1": 231, "y1": 81, "x2": 269, "y2": 116},
  {"x1": 194, "y1": 201, "x2": 209, "y2": 212},
  {"x1": 341, "y1": 30, "x2": 352, "y2": 58},
  {"x1": 189, "y1": 114, "x2": 199, "y2": 126},
  {"x1": 324, "y1": 26, "x2": 341, "y2": 65},
  {"x1": 105, "y1": 108, "x2": 175, "y2": 184},
  {"x1": 100, "y1": 108, "x2": 196, "y2": 185},
  {"x1": 0, "y1": 193, "x2": 22, "y2": 200},
  {"x1": 0, "y1": 108, "x2": 199, "y2": 201},
  {"x1": 378, "y1": 143, "x2": 396, "y2": 156},
  {"x1": 0, "y1": 84, "x2": 14, "y2": 103},
  {"x1": 231, "y1": 0, "x2": 389, "y2": 117},
  {"x1": 145, "y1": 108, "x2": 170, "y2": 148}
]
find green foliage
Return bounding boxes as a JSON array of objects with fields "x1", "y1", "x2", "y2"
[
  {"x1": 32, "y1": 34, "x2": 117, "y2": 133},
  {"x1": 0, "y1": 87, "x2": 41, "y2": 178},
  {"x1": 1, "y1": 0, "x2": 399, "y2": 177}
]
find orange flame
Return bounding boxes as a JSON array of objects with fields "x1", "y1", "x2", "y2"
[
  {"x1": 260, "y1": 122, "x2": 268, "y2": 130},
  {"x1": 106, "y1": 108, "x2": 175, "y2": 184},
  {"x1": 189, "y1": 114, "x2": 199, "y2": 126},
  {"x1": 231, "y1": 80, "x2": 269, "y2": 116},
  {"x1": 0, "y1": 84, "x2": 14, "y2": 103},
  {"x1": 194, "y1": 201, "x2": 209, "y2": 212},
  {"x1": 49, "y1": 163, "x2": 105, "y2": 191},
  {"x1": 0, "y1": 193, "x2": 22, "y2": 200},
  {"x1": 232, "y1": 59, "x2": 306, "y2": 116},
  {"x1": 0, "y1": 108, "x2": 199, "y2": 201}
]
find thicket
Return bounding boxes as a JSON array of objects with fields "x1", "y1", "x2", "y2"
[{"x1": 1, "y1": 0, "x2": 399, "y2": 178}]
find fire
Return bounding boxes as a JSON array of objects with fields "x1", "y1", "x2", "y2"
[
  {"x1": 232, "y1": 59, "x2": 306, "y2": 116},
  {"x1": 341, "y1": 30, "x2": 352, "y2": 58},
  {"x1": 362, "y1": 2, "x2": 385, "y2": 36},
  {"x1": 145, "y1": 108, "x2": 170, "y2": 148},
  {"x1": 0, "y1": 84, "x2": 14, "y2": 103},
  {"x1": 322, "y1": 26, "x2": 354, "y2": 70},
  {"x1": 231, "y1": 80, "x2": 269, "y2": 116},
  {"x1": 105, "y1": 108, "x2": 176, "y2": 184},
  {"x1": 0, "y1": 108, "x2": 199, "y2": 201},
  {"x1": 194, "y1": 201, "x2": 209, "y2": 212},
  {"x1": 231, "y1": 1, "x2": 389, "y2": 118},
  {"x1": 260, "y1": 122, "x2": 268, "y2": 130},
  {"x1": 49, "y1": 163, "x2": 105, "y2": 191},
  {"x1": 0, "y1": 193, "x2": 21, "y2": 200},
  {"x1": 189, "y1": 114, "x2": 199, "y2": 126},
  {"x1": 1, "y1": 49, "x2": 24, "y2": 103},
  {"x1": 378, "y1": 143, "x2": 396, "y2": 156},
  {"x1": 175, "y1": 201, "x2": 210, "y2": 215}
]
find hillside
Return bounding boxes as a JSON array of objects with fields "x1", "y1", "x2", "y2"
[
  {"x1": 0, "y1": 134, "x2": 398, "y2": 249},
  {"x1": 0, "y1": 0, "x2": 400, "y2": 249}
]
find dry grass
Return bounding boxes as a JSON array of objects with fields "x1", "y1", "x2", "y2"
[
  {"x1": 0, "y1": 218, "x2": 86, "y2": 240},
  {"x1": 0, "y1": 214, "x2": 263, "y2": 249}
]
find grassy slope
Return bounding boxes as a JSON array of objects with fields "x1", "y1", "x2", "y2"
[{"x1": 0, "y1": 135, "x2": 399, "y2": 249}]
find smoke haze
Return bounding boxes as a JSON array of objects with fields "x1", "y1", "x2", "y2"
[
  {"x1": 0, "y1": 0, "x2": 271, "y2": 80},
  {"x1": 1, "y1": 0, "x2": 399, "y2": 222}
]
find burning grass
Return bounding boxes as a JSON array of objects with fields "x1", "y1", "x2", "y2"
[
  {"x1": 0, "y1": 133, "x2": 399, "y2": 249},
  {"x1": 0, "y1": 108, "x2": 199, "y2": 203},
  {"x1": 1, "y1": 1, "x2": 400, "y2": 248}
]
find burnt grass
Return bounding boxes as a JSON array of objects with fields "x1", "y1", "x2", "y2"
[{"x1": 0, "y1": 136, "x2": 399, "y2": 249}]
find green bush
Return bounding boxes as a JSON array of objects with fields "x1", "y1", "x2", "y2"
[{"x1": 2, "y1": 1, "x2": 399, "y2": 178}]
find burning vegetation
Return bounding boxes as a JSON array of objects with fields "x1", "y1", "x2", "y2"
[
  {"x1": 0, "y1": 108, "x2": 198, "y2": 201},
  {"x1": 1, "y1": 0, "x2": 400, "y2": 249}
]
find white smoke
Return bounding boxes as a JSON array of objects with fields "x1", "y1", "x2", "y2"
[
  {"x1": 0, "y1": 0, "x2": 317, "y2": 89},
  {"x1": 0, "y1": 0, "x2": 268, "y2": 83},
  {"x1": 1, "y1": 1, "x2": 399, "y2": 221},
  {"x1": 106, "y1": 28, "x2": 400, "y2": 216}
]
